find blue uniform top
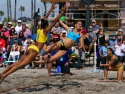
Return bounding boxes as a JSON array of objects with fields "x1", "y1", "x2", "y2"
[
  {"x1": 51, "y1": 49, "x2": 73, "y2": 66},
  {"x1": 67, "y1": 30, "x2": 80, "y2": 43}
]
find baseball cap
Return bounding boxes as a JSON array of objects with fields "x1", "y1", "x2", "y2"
[
  {"x1": 117, "y1": 38, "x2": 122, "y2": 42},
  {"x1": 27, "y1": 34, "x2": 32, "y2": 38},
  {"x1": 8, "y1": 22, "x2": 12, "y2": 24},
  {"x1": 118, "y1": 29, "x2": 123, "y2": 33},
  {"x1": 14, "y1": 32, "x2": 18, "y2": 35},
  {"x1": 92, "y1": 19, "x2": 96, "y2": 23},
  {"x1": 62, "y1": 30, "x2": 67, "y2": 34},
  {"x1": 0, "y1": 22, "x2": 3, "y2": 24},
  {"x1": 17, "y1": 20, "x2": 22, "y2": 23},
  {"x1": 11, "y1": 26, "x2": 14, "y2": 29}
]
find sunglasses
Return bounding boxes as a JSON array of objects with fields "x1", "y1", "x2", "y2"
[{"x1": 89, "y1": 28, "x2": 93, "y2": 29}]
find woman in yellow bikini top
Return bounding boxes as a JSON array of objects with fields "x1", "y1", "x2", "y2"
[
  {"x1": 36, "y1": 28, "x2": 48, "y2": 43},
  {"x1": 0, "y1": 3, "x2": 67, "y2": 83}
]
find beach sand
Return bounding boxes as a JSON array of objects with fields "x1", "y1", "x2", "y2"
[{"x1": 0, "y1": 67, "x2": 125, "y2": 94}]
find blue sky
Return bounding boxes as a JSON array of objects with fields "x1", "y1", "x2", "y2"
[{"x1": 0, "y1": 0, "x2": 46, "y2": 20}]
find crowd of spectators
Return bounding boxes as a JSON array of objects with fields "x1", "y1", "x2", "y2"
[{"x1": 0, "y1": 17, "x2": 125, "y2": 76}]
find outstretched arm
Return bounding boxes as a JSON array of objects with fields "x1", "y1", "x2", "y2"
[
  {"x1": 44, "y1": 4, "x2": 67, "y2": 33},
  {"x1": 44, "y1": 2, "x2": 56, "y2": 20},
  {"x1": 59, "y1": 20, "x2": 71, "y2": 33}
]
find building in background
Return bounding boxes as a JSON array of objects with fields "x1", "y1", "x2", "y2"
[{"x1": 41, "y1": 0, "x2": 125, "y2": 33}]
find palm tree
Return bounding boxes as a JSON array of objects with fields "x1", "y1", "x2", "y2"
[
  {"x1": 9, "y1": 0, "x2": 12, "y2": 21},
  {"x1": 14, "y1": 0, "x2": 17, "y2": 22},
  {"x1": 31, "y1": 0, "x2": 33, "y2": 18},
  {"x1": 34, "y1": 0, "x2": 36, "y2": 14},
  {"x1": 0, "y1": 11, "x2": 4, "y2": 21},
  {"x1": 19, "y1": 6, "x2": 25, "y2": 20},
  {"x1": 7, "y1": 0, "x2": 10, "y2": 19}
]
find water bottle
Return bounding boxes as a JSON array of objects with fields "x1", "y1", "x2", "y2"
[{"x1": 57, "y1": 66, "x2": 61, "y2": 73}]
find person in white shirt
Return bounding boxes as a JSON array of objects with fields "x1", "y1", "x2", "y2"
[
  {"x1": 23, "y1": 34, "x2": 34, "y2": 52},
  {"x1": 114, "y1": 38, "x2": 125, "y2": 62},
  {"x1": 15, "y1": 20, "x2": 22, "y2": 33}
]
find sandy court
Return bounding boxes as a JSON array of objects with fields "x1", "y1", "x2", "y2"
[{"x1": 0, "y1": 67, "x2": 125, "y2": 94}]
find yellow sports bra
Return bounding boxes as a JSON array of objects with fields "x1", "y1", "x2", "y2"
[{"x1": 36, "y1": 29, "x2": 47, "y2": 43}]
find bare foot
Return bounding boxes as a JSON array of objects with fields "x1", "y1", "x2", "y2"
[{"x1": 0, "y1": 74, "x2": 5, "y2": 83}]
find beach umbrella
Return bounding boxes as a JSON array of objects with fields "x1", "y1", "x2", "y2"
[{"x1": 82, "y1": 0, "x2": 94, "y2": 31}]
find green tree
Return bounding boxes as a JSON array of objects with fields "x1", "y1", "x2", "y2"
[
  {"x1": 19, "y1": 6, "x2": 25, "y2": 20},
  {"x1": 0, "y1": 11, "x2": 4, "y2": 21}
]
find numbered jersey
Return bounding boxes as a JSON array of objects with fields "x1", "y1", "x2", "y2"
[{"x1": 36, "y1": 29, "x2": 47, "y2": 43}]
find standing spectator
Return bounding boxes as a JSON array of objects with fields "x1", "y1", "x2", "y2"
[
  {"x1": 91, "y1": 19, "x2": 100, "y2": 36},
  {"x1": 97, "y1": 41, "x2": 110, "y2": 70},
  {"x1": 97, "y1": 29, "x2": 106, "y2": 47},
  {"x1": 51, "y1": 22, "x2": 62, "y2": 34},
  {"x1": 18, "y1": 24, "x2": 31, "y2": 38},
  {"x1": 15, "y1": 20, "x2": 22, "y2": 33},
  {"x1": 0, "y1": 22, "x2": 3, "y2": 32},
  {"x1": 7, "y1": 22, "x2": 12, "y2": 31}
]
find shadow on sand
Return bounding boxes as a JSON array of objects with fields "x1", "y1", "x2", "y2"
[{"x1": 18, "y1": 80, "x2": 84, "y2": 93}]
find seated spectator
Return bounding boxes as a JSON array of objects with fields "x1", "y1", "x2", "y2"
[
  {"x1": 23, "y1": 34, "x2": 34, "y2": 52},
  {"x1": 18, "y1": 24, "x2": 31, "y2": 38},
  {"x1": 15, "y1": 20, "x2": 22, "y2": 33},
  {"x1": 113, "y1": 38, "x2": 125, "y2": 63},
  {"x1": 46, "y1": 30, "x2": 53, "y2": 45},
  {"x1": 2, "y1": 28, "x2": 10, "y2": 39},
  {"x1": 83, "y1": 32, "x2": 94, "y2": 54},
  {"x1": 18, "y1": 31, "x2": 26, "y2": 43},
  {"x1": 88, "y1": 26, "x2": 96, "y2": 39},
  {"x1": 80, "y1": 27, "x2": 86, "y2": 35},
  {"x1": 97, "y1": 41, "x2": 110, "y2": 70},
  {"x1": 0, "y1": 31, "x2": 7, "y2": 47},
  {"x1": 61, "y1": 30, "x2": 67, "y2": 38},
  {"x1": 47, "y1": 49, "x2": 73, "y2": 76},
  {"x1": 7, "y1": 22, "x2": 12, "y2": 31},
  {"x1": 100, "y1": 48, "x2": 124, "y2": 82},
  {"x1": 51, "y1": 22, "x2": 62, "y2": 34},
  {"x1": 109, "y1": 35, "x2": 117, "y2": 48},
  {"x1": 7, "y1": 32, "x2": 22, "y2": 58},
  {"x1": 0, "y1": 34, "x2": 6, "y2": 49},
  {"x1": 8, "y1": 40, "x2": 21, "y2": 66},
  {"x1": 9, "y1": 26, "x2": 16, "y2": 39}
]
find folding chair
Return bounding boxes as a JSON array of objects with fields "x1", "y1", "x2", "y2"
[{"x1": 6, "y1": 51, "x2": 20, "y2": 67}]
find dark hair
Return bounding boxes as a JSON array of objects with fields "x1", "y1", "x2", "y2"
[
  {"x1": 100, "y1": 29, "x2": 104, "y2": 32},
  {"x1": 107, "y1": 48, "x2": 114, "y2": 54},
  {"x1": 22, "y1": 24, "x2": 26, "y2": 27},
  {"x1": 75, "y1": 20, "x2": 82, "y2": 24},
  {"x1": 41, "y1": 19, "x2": 49, "y2": 29}
]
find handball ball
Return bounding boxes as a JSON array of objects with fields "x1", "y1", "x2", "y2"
[{"x1": 60, "y1": 16, "x2": 66, "y2": 21}]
